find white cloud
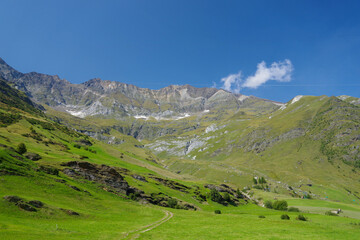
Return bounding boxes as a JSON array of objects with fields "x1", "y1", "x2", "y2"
[
  {"x1": 220, "y1": 72, "x2": 242, "y2": 93},
  {"x1": 242, "y1": 59, "x2": 293, "y2": 89},
  {"x1": 220, "y1": 59, "x2": 293, "y2": 93}
]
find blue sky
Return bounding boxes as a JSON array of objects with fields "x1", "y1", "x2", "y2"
[{"x1": 1, "y1": 0, "x2": 360, "y2": 102}]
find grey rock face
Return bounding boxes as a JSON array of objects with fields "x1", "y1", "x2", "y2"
[
  {"x1": 61, "y1": 161, "x2": 130, "y2": 194},
  {"x1": 0, "y1": 57, "x2": 276, "y2": 119}
]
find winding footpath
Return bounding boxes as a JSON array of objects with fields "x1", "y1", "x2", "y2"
[{"x1": 122, "y1": 210, "x2": 173, "y2": 239}]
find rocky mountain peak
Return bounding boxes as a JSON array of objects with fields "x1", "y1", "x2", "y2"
[
  {"x1": 0, "y1": 57, "x2": 24, "y2": 81},
  {"x1": 0, "y1": 57, "x2": 279, "y2": 119}
]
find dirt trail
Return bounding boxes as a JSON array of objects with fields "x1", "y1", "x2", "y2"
[{"x1": 122, "y1": 210, "x2": 173, "y2": 239}]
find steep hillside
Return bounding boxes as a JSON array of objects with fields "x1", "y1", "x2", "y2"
[{"x1": 147, "y1": 95, "x2": 360, "y2": 203}]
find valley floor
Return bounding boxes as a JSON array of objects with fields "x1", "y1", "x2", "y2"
[{"x1": 2, "y1": 199, "x2": 360, "y2": 240}]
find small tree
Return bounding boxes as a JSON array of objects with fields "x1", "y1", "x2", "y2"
[
  {"x1": 288, "y1": 207, "x2": 300, "y2": 212},
  {"x1": 296, "y1": 214, "x2": 307, "y2": 221},
  {"x1": 223, "y1": 192, "x2": 231, "y2": 202},
  {"x1": 273, "y1": 200, "x2": 288, "y2": 211},
  {"x1": 167, "y1": 198, "x2": 178, "y2": 208},
  {"x1": 210, "y1": 189, "x2": 223, "y2": 203},
  {"x1": 264, "y1": 200, "x2": 273, "y2": 209},
  {"x1": 16, "y1": 143, "x2": 27, "y2": 155}
]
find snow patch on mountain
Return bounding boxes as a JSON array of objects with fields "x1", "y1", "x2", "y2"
[{"x1": 67, "y1": 110, "x2": 86, "y2": 118}]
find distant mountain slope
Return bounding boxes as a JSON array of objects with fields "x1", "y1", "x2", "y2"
[
  {"x1": 0, "y1": 77, "x2": 43, "y2": 117},
  {"x1": 0, "y1": 57, "x2": 279, "y2": 119}
]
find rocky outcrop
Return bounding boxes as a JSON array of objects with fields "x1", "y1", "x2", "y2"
[
  {"x1": 3, "y1": 195, "x2": 44, "y2": 212},
  {"x1": 149, "y1": 176, "x2": 191, "y2": 193},
  {"x1": 132, "y1": 174, "x2": 147, "y2": 182},
  {"x1": 61, "y1": 161, "x2": 133, "y2": 195}
]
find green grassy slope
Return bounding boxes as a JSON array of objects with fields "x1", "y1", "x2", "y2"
[
  {"x1": 148, "y1": 95, "x2": 360, "y2": 204},
  {"x1": 1, "y1": 80, "x2": 360, "y2": 239}
]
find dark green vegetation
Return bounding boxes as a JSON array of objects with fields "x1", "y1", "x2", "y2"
[{"x1": 0, "y1": 58, "x2": 360, "y2": 239}]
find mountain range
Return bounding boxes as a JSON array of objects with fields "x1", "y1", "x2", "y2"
[
  {"x1": 0, "y1": 57, "x2": 281, "y2": 119},
  {"x1": 1, "y1": 57, "x2": 360, "y2": 239},
  {"x1": 0, "y1": 57, "x2": 359, "y2": 201}
]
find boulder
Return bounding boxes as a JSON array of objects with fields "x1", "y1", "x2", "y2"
[
  {"x1": 132, "y1": 174, "x2": 147, "y2": 182},
  {"x1": 17, "y1": 202, "x2": 37, "y2": 212},
  {"x1": 24, "y1": 152, "x2": 41, "y2": 161}
]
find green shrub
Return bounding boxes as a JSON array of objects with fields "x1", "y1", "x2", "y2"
[
  {"x1": 258, "y1": 215, "x2": 265, "y2": 218},
  {"x1": 296, "y1": 214, "x2": 307, "y2": 221},
  {"x1": 16, "y1": 143, "x2": 27, "y2": 155},
  {"x1": 288, "y1": 207, "x2": 300, "y2": 212},
  {"x1": 73, "y1": 143, "x2": 81, "y2": 149},
  {"x1": 129, "y1": 192, "x2": 141, "y2": 201},
  {"x1": 195, "y1": 193, "x2": 206, "y2": 202},
  {"x1": 214, "y1": 210, "x2": 221, "y2": 214},
  {"x1": 167, "y1": 198, "x2": 178, "y2": 208},
  {"x1": 210, "y1": 189, "x2": 223, "y2": 203},
  {"x1": 39, "y1": 165, "x2": 59, "y2": 176},
  {"x1": 281, "y1": 214, "x2": 290, "y2": 220},
  {"x1": 264, "y1": 200, "x2": 273, "y2": 209},
  {"x1": 223, "y1": 192, "x2": 231, "y2": 202},
  {"x1": 273, "y1": 200, "x2": 288, "y2": 211}
]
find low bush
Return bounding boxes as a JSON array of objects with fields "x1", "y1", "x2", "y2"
[
  {"x1": 264, "y1": 200, "x2": 273, "y2": 209},
  {"x1": 281, "y1": 214, "x2": 290, "y2": 220},
  {"x1": 214, "y1": 210, "x2": 221, "y2": 214},
  {"x1": 210, "y1": 189, "x2": 223, "y2": 203},
  {"x1": 129, "y1": 192, "x2": 141, "y2": 201},
  {"x1": 73, "y1": 143, "x2": 81, "y2": 149},
  {"x1": 168, "y1": 198, "x2": 178, "y2": 208},
  {"x1": 296, "y1": 214, "x2": 307, "y2": 221},
  {"x1": 16, "y1": 143, "x2": 27, "y2": 155},
  {"x1": 258, "y1": 215, "x2": 265, "y2": 218},
  {"x1": 223, "y1": 192, "x2": 231, "y2": 202},
  {"x1": 39, "y1": 165, "x2": 59, "y2": 176},
  {"x1": 288, "y1": 207, "x2": 300, "y2": 212},
  {"x1": 273, "y1": 200, "x2": 288, "y2": 211}
]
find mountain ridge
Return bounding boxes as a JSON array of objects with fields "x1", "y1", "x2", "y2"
[{"x1": 0, "y1": 57, "x2": 282, "y2": 119}]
